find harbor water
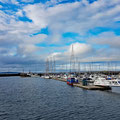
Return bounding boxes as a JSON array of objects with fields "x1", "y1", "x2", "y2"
[{"x1": 0, "y1": 77, "x2": 120, "y2": 120}]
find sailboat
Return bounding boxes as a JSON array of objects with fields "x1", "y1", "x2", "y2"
[{"x1": 67, "y1": 45, "x2": 78, "y2": 85}]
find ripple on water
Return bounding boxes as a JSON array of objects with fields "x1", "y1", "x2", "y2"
[{"x1": 0, "y1": 77, "x2": 120, "y2": 120}]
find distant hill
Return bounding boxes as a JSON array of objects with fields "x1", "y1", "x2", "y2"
[{"x1": 0, "y1": 72, "x2": 20, "y2": 74}]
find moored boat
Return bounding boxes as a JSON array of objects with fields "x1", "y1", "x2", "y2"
[
  {"x1": 94, "y1": 75, "x2": 120, "y2": 87},
  {"x1": 67, "y1": 77, "x2": 75, "y2": 86}
]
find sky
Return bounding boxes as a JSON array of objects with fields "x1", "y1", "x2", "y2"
[{"x1": 0, "y1": 0, "x2": 120, "y2": 72}]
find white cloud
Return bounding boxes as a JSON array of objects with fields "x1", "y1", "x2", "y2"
[
  {"x1": 22, "y1": 0, "x2": 120, "y2": 41},
  {"x1": 0, "y1": 47, "x2": 16, "y2": 56},
  {"x1": 11, "y1": 0, "x2": 19, "y2": 4},
  {"x1": 16, "y1": 10, "x2": 23, "y2": 16},
  {"x1": 0, "y1": 0, "x2": 19, "y2": 4},
  {"x1": 21, "y1": 0, "x2": 34, "y2": 3},
  {"x1": 23, "y1": 3, "x2": 47, "y2": 27},
  {"x1": 0, "y1": 5, "x2": 2, "y2": 8},
  {"x1": 0, "y1": 8, "x2": 48, "y2": 64},
  {"x1": 0, "y1": 0, "x2": 9, "y2": 3},
  {"x1": 0, "y1": 0, "x2": 120, "y2": 68},
  {"x1": 17, "y1": 44, "x2": 39, "y2": 55},
  {"x1": 49, "y1": 42, "x2": 93, "y2": 61},
  {"x1": 90, "y1": 32, "x2": 120, "y2": 48},
  {"x1": 68, "y1": 42, "x2": 92, "y2": 56}
]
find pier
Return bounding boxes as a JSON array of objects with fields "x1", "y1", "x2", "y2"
[
  {"x1": 73, "y1": 83, "x2": 111, "y2": 90},
  {"x1": 52, "y1": 77, "x2": 112, "y2": 90}
]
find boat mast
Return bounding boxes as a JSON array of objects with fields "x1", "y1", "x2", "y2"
[
  {"x1": 46, "y1": 58, "x2": 49, "y2": 75},
  {"x1": 70, "y1": 44, "x2": 75, "y2": 74}
]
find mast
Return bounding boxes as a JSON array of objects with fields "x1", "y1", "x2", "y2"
[
  {"x1": 46, "y1": 58, "x2": 49, "y2": 75},
  {"x1": 70, "y1": 44, "x2": 75, "y2": 73},
  {"x1": 78, "y1": 61, "x2": 81, "y2": 74},
  {"x1": 53, "y1": 57, "x2": 56, "y2": 74}
]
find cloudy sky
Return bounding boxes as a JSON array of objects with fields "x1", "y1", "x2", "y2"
[{"x1": 0, "y1": 0, "x2": 120, "y2": 72}]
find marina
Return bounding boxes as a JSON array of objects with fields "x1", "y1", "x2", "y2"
[
  {"x1": 40, "y1": 73, "x2": 115, "y2": 90},
  {"x1": 1, "y1": 0, "x2": 120, "y2": 120},
  {"x1": 1, "y1": 43, "x2": 120, "y2": 91},
  {"x1": 1, "y1": 71, "x2": 120, "y2": 91}
]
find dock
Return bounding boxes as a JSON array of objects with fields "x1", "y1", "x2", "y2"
[
  {"x1": 52, "y1": 77, "x2": 111, "y2": 90},
  {"x1": 73, "y1": 83, "x2": 111, "y2": 90}
]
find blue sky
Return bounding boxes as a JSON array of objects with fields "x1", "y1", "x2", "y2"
[{"x1": 0, "y1": 0, "x2": 120, "y2": 71}]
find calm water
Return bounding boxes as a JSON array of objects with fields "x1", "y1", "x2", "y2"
[{"x1": 0, "y1": 77, "x2": 120, "y2": 120}]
